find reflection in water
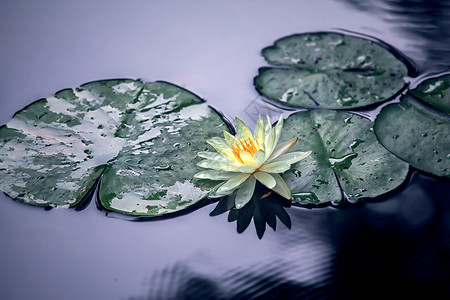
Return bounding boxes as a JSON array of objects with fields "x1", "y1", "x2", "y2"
[
  {"x1": 129, "y1": 263, "x2": 221, "y2": 300},
  {"x1": 210, "y1": 182, "x2": 292, "y2": 239},
  {"x1": 134, "y1": 178, "x2": 450, "y2": 300},
  {"x1": 289, "y1": 173, "x2": 450, "y2": 299},
  {"x1": 339, "y1": 0, "x2": 450, "y2": 72},
  {"x1": 130, "y1": 231, "x2": 336, "y2": 300},
  {"x1": 129, "y1": 262, "x2": 313, "y2": 300}
]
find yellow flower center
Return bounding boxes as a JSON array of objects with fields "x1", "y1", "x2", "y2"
[{"x1": 230, "y1": 137, "x2": 259, "y2": 164}]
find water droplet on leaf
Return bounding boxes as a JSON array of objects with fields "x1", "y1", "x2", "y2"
[
  {"x1": 293, "y1": 192, "x2": 319, "y2": 203},
  {"x1": 292, "y1": 170, "x2": 302, "y2": 177},
  {"x1": 329, "y1": 153, "x2": 358, "y2": 170}
]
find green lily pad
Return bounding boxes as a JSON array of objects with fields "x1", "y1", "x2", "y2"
[
  {"x1": 409, "y1": 74, "x2": 450, "y2": 114},
  {"x1": 374, "y1": 95, "x2": 450, "y2": 177},
  {"x1": 280, "y1": 110, "x2": 409, "y2": 204},
  {"x1": 254, "y1": 32, "x2": 409, "y2": 109},
  {"x1": 0, "y1": 79, "x2": 228, "y2": 215}
]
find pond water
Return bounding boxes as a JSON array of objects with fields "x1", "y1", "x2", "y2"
[{"x1": 0, "y1": 1, "x2": 449, "y2": 299}]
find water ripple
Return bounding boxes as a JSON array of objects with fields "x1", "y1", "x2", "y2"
[{"x1": 339, "y1": 0, "x2": 450, "y2": 72}]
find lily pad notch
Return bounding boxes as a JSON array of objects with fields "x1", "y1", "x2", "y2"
[
  {"x1": 375, "y1": 73, "x2": 450, "y2": 177},
  {"x1": 254, "y1": 31, "x2": 413, "y2": 110},
  {"x1": 279, "y1": 110, "x2": 410, "y2": 205},
  {"x1": 0, "y1": 79, "x2": 231, "y2": 216}
]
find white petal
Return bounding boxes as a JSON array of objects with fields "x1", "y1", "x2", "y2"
[
  {"x1": 266, "y1": 137, "x2": 298, "y2": 162},
  {"x1": 253, "y1": 149, "x2": 266, "y2": 168},
  {"x1": 206, "y1": 137, "x2": 236, "y2": 161},
  {"x1": 235, "y1": 116, "x2": 253, "y2": 140},
  {"x1": 238, "y1": 165, "x2": 256, "y2": 173},
  {"x1": 253, "y1": 171, "x2": 276, "y2": 189},
  {"x1": 253, "y1": 115, "x2": 265, "y2": 151},
  {"x1": 259, "y1": 161, "x2": 291, "y2": 173},
  {"x1": 265, "y1": 115, "x2": 272, "y2": 132},
  {"x1": 197, "y1": 160, "x2": 240, "y2": 171},
  {"x1": 208, "y1": 192, "x2": 232, "y2": 198},
  {"x1": 217, "y1": 173, "x2": 251, "y2": 194},
  {"x1": 269, "y1": 151, "x2": 311, "y2": 165},
  {"x1": 235, "y1": 176, "x2": 256, "y2": 209},
  {"x1": 264, "y1": 128, "x2": 276, "y2": 159},
  {"x1": 197, "y1": 151, "x2": 229, "y2": 162},
  {"x1": 223, "y1": 130, "x2": 239, "y2": 146},
  {"x1": 273, "y1": 115, "x2": 284, "y2": 147},
  {"x1": 194, "y1": 170, "x2": 239, "y2": 180},
  {"x1": 271, "y1": 173, "x2": 291, "y2": 199},
  {"x1": 208, "y1": 182, "x2": 233, "y2": 198}
]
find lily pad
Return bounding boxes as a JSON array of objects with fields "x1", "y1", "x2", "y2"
[
  {"x1": 279, "y1": 110, "x2": 409, "y2": 204},
  {"x1": 254, "y1": 32, "x2": 409, "y2": 109},
  {"x1": 374, "y1": 95, "x2": 450, "y2": 177},
  {"x1": 0, "y1": 79, "x2": 228, "y2": 215},
  {"x1": 409, "y1": 74, "x2": 450, "y2": 114}
]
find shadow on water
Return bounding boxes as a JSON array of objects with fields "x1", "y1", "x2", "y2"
[
  {"x1": 330, "y1": 174, "x2": 450, "y2": 298},
  {"x1": 209, "y1": 182, "x2": 292, "y2": 239},
  {"x1": 338, "y1": 0, "x2": 450, "y2": 73},
  {"x1": 287, "y1": 172, "x2": 450, "y2": 299},
  {"x1": 128, "y1": 262, "x2": 327, "y2": 300}
]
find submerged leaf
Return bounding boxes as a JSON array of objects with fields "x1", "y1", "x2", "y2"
[
  {"x1": 254, "y1": 32, "x2": 409, "y2": 109},
  {"x1": 0, "y1": 79, "x2": 229, "y2": 215},
  {"x1": 280, "y1": 110, "x2": 409, "y2": 204}
]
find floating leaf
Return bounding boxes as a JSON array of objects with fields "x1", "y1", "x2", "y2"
[
  {"x1": 254, "y1": 32, "x2": 409, "y2": 109},
  {"x1": 375, "y1": 95, "x2": 450, "y2": 177},
  {"x1": 280, "y1": 110, "x2": 409, "y2": 204},
  {"x1": 409, "y1": 74, "x2": 450, "y2": 114},
  {"x1": 0, "y1": 79, "x2": 229, "y2": 215}
]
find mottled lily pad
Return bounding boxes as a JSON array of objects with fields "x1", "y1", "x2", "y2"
[
  {"x1": 0, "y1": 79, "x2": 228, "y2": 215},
  {"x1": 254, "y1": 32, "x2": 409, "y2": 109},
  {"x1": 375, "y1": 95, "x2": 450, "y2": 177},
  {"x1": 409, "y1": 74, "x2": 450, "y2": 114},
  {"x1": 280, "y1": 110, "x2": 409, "y2": 204}
]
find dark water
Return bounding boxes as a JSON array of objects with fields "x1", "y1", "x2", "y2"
[{"x1": 0, "y1": 1, "x2": 449, "y2": 299}]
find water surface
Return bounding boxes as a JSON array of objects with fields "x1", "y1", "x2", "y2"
[{"x1": 1, "y1": 1, "x2": 449, "y2": 299}]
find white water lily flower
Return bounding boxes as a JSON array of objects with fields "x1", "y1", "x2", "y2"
[{"x1": 194, "y1": 115, "x2": 311, "y2": 209}]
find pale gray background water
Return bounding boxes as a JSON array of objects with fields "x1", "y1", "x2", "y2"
[{"x1": 1, "y1": 1, "x2": 449, "y2": 299}]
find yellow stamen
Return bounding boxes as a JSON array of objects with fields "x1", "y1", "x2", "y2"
[
  {"x1": 230, "y1": 144, "x2": 244, "y2": 164},
  {"x1": 230, "y1": 137, "x2": 259, "y2": 164},
  {"x1": 248, "y1": 139, "x2": 257, "y2": 154},
  {"x1": 239, "y1": 140, "x2": 248, "y2": 152},
  {"x1": 244, "y1": 140, "x2": 251, "y2": 151}
]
